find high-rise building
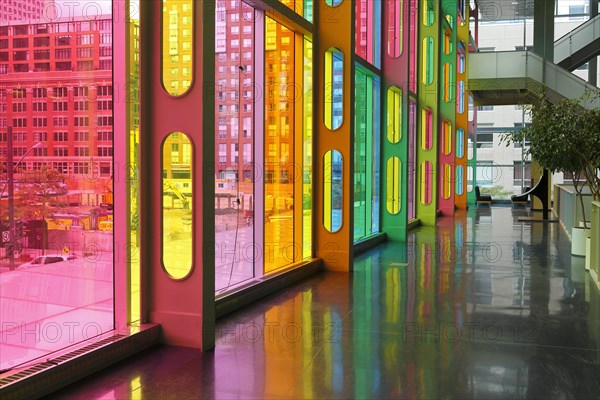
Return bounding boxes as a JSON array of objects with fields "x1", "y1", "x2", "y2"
[
  {"x1": 0, "y1": 0, "x2": 56, "y2": 24},
  {"x1": 0, "y1": 15, "x2": 113, "y2": 198}
]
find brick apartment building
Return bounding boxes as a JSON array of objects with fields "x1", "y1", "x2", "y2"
[{"x1": 0, "y1": 15, "x2": 114, "y2": 201}]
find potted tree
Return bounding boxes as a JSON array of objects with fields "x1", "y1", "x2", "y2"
[{"x1": 502, "y1": 89, "x2": 600, "y2": 258}]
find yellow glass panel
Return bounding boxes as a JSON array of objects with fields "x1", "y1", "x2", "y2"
[
  {"x1": 443, "y1": 63, "x2": 450, "y2": 102},
  {"x1": 422, "y1": 0, "x2": 434, "y2": 26},
  {"x1": 386, "y1": 87, "x2": 401, "y2": 144},
  {"x1": 162, "y1": 0, "x2": 193, "y2": 96},
  {"x1": 443, "y1": 121, "x2": 452, "y2": 155},
  {"x1": 386, "y1": 157, "x2": 401, "y2": 214},
  {"x1": 421, "y1": 108, "x2": 432, "y2": 150},
  {"x1": 420, "y1": 162, "x2": 427, "y2": 205},
  {"x1": 303, "y1": 38, "x2": 313, "y2": 259},
  {"x1": 421, "y1": 38, "x2": 427, "y2": 85},
  {"x1": 443, "y1": 163, "x2": 452, "y2": 199},
  {"x1": 324, "y1": 47, "x2": 343, "y2": 130},
  {"x1": 162, "y1": 132, "x2": 193, "y2": 279},
  {"x1": 265, "y1": 19, "x2": 295, "y2": 273}
]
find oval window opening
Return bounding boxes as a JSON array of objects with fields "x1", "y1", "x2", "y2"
[
  {"x1": 161, "y1": 0, "x2": 194, "y2": 97},
  {"x1": 456, "y1": 165, "x2": 464, "y2": 195},
  {"x1": 324, "y1": 150, "x2": 343, "y2": 232},
  {"x1": 162, "y1": 132, "x2": 193, "y2": 279},
  {"x1": 386, "y1": 157, "x2": 401, "y2": 214},
  {"x1": 456, "y1": 128, "x2": 465, "y2": 158},
  {"x1": 324, "y1": 48, "x2": 344, "y2": 130},
  {"x1": 387, "y1": 87, "x2": 402, "y2": 144},
  {"x1": 420, "y1": 161, "x2": 433, "y2": 205}
]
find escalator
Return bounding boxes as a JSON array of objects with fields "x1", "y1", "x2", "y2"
[
  {"x1": 555, "y1": 13, "x2": 600, "y2": 71},
  {"x1": 470, "y1": 12, "x2": 600, "y2": 107},
  {"x1": 468, "y1": 50, "x2": 600, "y2": 108}
]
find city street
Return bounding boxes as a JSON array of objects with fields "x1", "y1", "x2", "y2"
[
  {"x1": 0, "y1": 210, "x2": 309, "y2": 369},
  {"x1": 0, "y1": 253, "x2": 114, "y2": 371}
]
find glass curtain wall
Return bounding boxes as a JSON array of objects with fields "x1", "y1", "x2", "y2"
[
  {"x1": 128, "y1": 0, "x2": 141, "y2": 323},
  {"x1": 354, "y1": 67, "x2": 380, "y2": 241},
  {"x1": 0, "y1": 11, "x2": 115, "y2": 370},
  {"x1": 215, "y1": 1, "x2": 312, "y2": 291},
  {"x1": 215, "y1": 1, "x2": 256, "y2": 291}
]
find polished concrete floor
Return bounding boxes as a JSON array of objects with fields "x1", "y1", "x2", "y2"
[{"x1": 47, "y1": 207, "x2": 600, "y2": 399}]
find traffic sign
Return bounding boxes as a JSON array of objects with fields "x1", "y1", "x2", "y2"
[{"x1": 2, "y1": 231, "x2": 9, "y2": 243}]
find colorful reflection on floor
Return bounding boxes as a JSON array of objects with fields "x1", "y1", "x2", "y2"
[{"x1": 47, "y1": 207, "x2": 599, "y2": 400}]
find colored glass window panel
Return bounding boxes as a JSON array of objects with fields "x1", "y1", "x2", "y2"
[
  {"x1": 408, "y1": 99, "x2": 417, "y2": 219},
  {"x1": 0, "y1": 14, "x2": 115, "y2": 370},
  {"x1": 422, "y1": 37, "x2": 434, "y2": 85},
  {"x1": 264, "y1": 18, "x2": 295, "y2": 273},
  {"x1": 423, "y1": 0, "x2": 435, "y2": 26},
  {"x1": 324, "y1": 47, "x2": 343, "y2": 130},
  {"x1": 161, "y1": 0, "x2": 193, "y2": 96},
  {"x1": 458, "y1": 51, "x2": 465, "y2": 74},
  {"x1": 354, "y1": 67, "x2": 380, "y2": 241},
  {"x1": 387, "y1": 87, "x2": 401, "y2": 144},
  {"x1": 457, "y1": 80, "x2": 465, "y2": 114},
  {"x1": 443, "y1": 63, "x2": 454, "y2": 102},
  {"x1": 456, "y1": 165, "x2": 464, "y2": 195},
  {"x1": 324, "y1": 150, "x2": 343, "y2": 233},
  {"x1": 325, "y1": 0, "x2": 343, "y2": 6},
  {"x1": 387, "y1": 0, "x2": 402, "y2": 58},
  {"x1": 443, "y1": 120, "x2": 452, "y2": 155},
  {"x1": 303, "y1": 38, "x2": 313, "y2": 259},
  {"x1": 444, "y1": 32, "x2": 452, "y2": 55},
  {"x1": 456, "y1": 128, "x2": 465, "y2": 158},
  {"x1": 128, "y1": 2, "x2": 141, "y2": 323},
  {"x1": 467, "y1": 165, "x2": 474, "y2": 191},
  {"x1": 443, "y1": 163, "x2": 452, "y2": 199},
  {"x1": 355, "y1": 0, "x2": 381, "y2": 68},
  {"x1": 409, "y1": 1, "x2": 417, "y2": 92},
  {"x1": 421, "y1": 108, "x2": 432, "y2": 150},
  {"x1": 468, "y1": 131, "x2": 475, "y2": 160},
  {"x1": 420, "y1": 161, "x2": 433, "y2": 205},
  {"x1": 162, "y1": 132, "x2": 193, "y2": 280},
  {"x1": 214, "y1": 1, "x2": 256, "y2": 290},
  {"x1": 279, "y1": 0, "x2": 313, "y2": 21},
  {"x1": 386, "y1": 157, "x2": 401, "y2": 214}
]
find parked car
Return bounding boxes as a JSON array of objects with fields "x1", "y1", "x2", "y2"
[{"x1": 19, "y1": 255, "x2": 76, "y2": 268}]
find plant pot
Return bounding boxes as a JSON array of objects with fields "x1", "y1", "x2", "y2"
[{"x1": 571, "y1": 227, "x2": 590, "y2": 256}]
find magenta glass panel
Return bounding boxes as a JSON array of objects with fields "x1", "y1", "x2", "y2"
[
  {"x1": 387, "y1": 0, "x2": 402, "y2": 58},
  {"x1": 1, "y1": 14, "x2": 114, "y2": 370},
  {"x1": 423, "y1": 161, "x2": 433, "y2": 205},
  {"x1": 215, "y1": 1, "x2": 256, "y2": 291},
  {"x1": 355, "y1": 0, "x2": 381, "y2": 68},
  {"x1": 409, "y1": 0, "x2": 417, "y2": 93},
  {"x1": 408, "y1": 99, "x2": 416, "y2": 219}
]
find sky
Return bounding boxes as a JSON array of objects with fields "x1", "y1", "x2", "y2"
[{"x1": 51, "y1": 0, "x2": 114, "y2": 18}]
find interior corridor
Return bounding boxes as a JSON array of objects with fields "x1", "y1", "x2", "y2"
[{"x1": 46, "y1": 207, "x2": 600, "y2": 400}]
